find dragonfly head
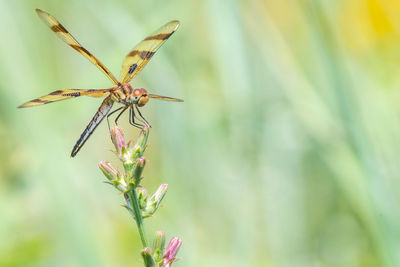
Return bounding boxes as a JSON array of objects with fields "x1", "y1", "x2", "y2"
[{"x1": 131, "y1": 88, "x2": 149, "y2": 107}]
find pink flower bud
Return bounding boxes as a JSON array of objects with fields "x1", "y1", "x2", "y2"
[
  {"x1": 142, "y1": 125, "x2": 151, "y2": 134},
  {"x1": 98, "y1": 161, "x2": 118, "y2": 181},
  {"x1": 163, "y1": 237, "x2": 182, "y2": 267},
  {"x1": 110, "y1": 126, "x2": 126, "y2": 156},
  {"x1": 136, "y1": 157, "x2": 146, "y2": 167}
]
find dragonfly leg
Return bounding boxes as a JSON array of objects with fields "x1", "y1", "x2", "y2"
[
  {"x1": 114, "y1": 105, "x2": 129, "y2": 125},
  {"x1": 133, "y1": 110, "x2": 147, "y2": 126},
  {"x1": 135, "y1": 105, "x2": 151, "y2": 128},
  {"x1": 129, "y1": 105, "x2": 145, "y2": 129},
  {"x1": 132, "y1": 106, "x2": 149, "y2": 128},
  {"x1": 106, "y1": 106, "x2": 124, "y2": 131}
]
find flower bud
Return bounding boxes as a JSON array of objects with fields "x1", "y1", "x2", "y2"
[
  {"x1": 99, "y1": 161, "x2": 127, "y2": 192},
  {"x1": 133, "y1": 157, "x2": 146, "y2": 185},
  {"x1": 136, "y1": 157, "x2": 146, "y2": 167},
  {"x1": 137, "y1": 187, "x2": 149, "y2": 209},
  {"x1": 110, "y1": 126, "x2": 126, "y2": 153},
  {"x1": 152, "y1": 184, "x2": 168, "y2": 205},
  {"x1": 130, "y1": 126, "x2": 150, "y2": 160},
  {"x1": 163, "y1": 237, "x2": 182, "y2": 267},
  {"x1": 141, "y1": 247, "x2": 156, "y2": 267},
  {"x1": 142, "y1": 184, "x2": 168, "y2": 218},
  {"x1": 142, "y1": 125, "x2": 151, "y2": 134},
  {"x1": 152, "y1": 230, "x2": 166, "y2": 263},
  {"x1": 98, "y1": 161, "x2": 118, "y2": 181},
  {"x1": 111, "y1": 126, "x2": 132, "y2": 162}
]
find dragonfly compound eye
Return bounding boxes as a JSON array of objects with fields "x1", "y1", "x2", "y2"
[
  {"x1": 138, "y1": 95, "x2": 149, "y2": 107},
  {"x1": 132, "y1": 89, "x2": 141, "y2": 98}
]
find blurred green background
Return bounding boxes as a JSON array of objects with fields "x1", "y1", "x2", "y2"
[{"x1": 1, "y1": 0, "x2": 400, "y2": 266}]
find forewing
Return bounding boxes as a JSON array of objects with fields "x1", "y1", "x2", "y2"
[
  {"x1": 18, "y1": 89, "x2": 111, "y2": 108},
  {"x1": 36, "y1": 9, "x2": 119, "y2": 85},
  {"x1": 71, "y1": 96, "x2": 114, "y2": 157},
  {"x1": 149, "y1": 94, "x2": 183, "y2": 102},
  {"x1": 120, "y1": 20, "x2": 180, "y2": 83}
]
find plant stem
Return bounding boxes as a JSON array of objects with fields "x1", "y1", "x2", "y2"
[{"x1": 127, "y1": 189, "x2": 149, "y2": 248}]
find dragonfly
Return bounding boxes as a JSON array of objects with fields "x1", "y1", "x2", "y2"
[{"x1": 18, "y1": 9, "x2": 183, "y2": 157}]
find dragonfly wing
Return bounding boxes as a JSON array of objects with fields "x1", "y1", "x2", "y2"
[
  {"x1": 120, "y1": 20, "x2": 179, "y2": 83},
  {"x1": 36, "y1": 9, "x2": 119, "y2": 85},
  {"x1": 149, "y1": 94, "x2": 183, "y2": 102},
  {"x1": 71, "y1": 96, "x2": 114, "y2": 157},
  {"x1": 18, "y1": 89, "x2": 111, "y2": 108}
]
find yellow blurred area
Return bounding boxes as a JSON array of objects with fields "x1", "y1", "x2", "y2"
[
  {"x1": 1, "y1": 0, "x2": 400, "y2": 266},
  {"x1": 340, "y1": 0, "x2": 400, "y2": 51},
  {"x1": 366, "y1": 0, "x2": 395, "y2": 36}
]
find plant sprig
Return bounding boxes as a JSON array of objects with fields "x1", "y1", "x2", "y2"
[{"x1": 98, "y1": 126, "x2": 182, "y2": 266}]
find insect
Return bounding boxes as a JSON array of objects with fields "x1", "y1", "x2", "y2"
[{"x1": 19, "y1": 9, "x2": 183, "y2": 157}]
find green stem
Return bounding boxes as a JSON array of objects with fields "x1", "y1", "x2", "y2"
[{"x1": 127, "y1": 190, "x2": 149, "y2": 248}]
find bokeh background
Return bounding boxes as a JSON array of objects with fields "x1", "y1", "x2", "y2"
[{"x1": 1, "y1": 0, "x2": 400, "y2": 266}]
